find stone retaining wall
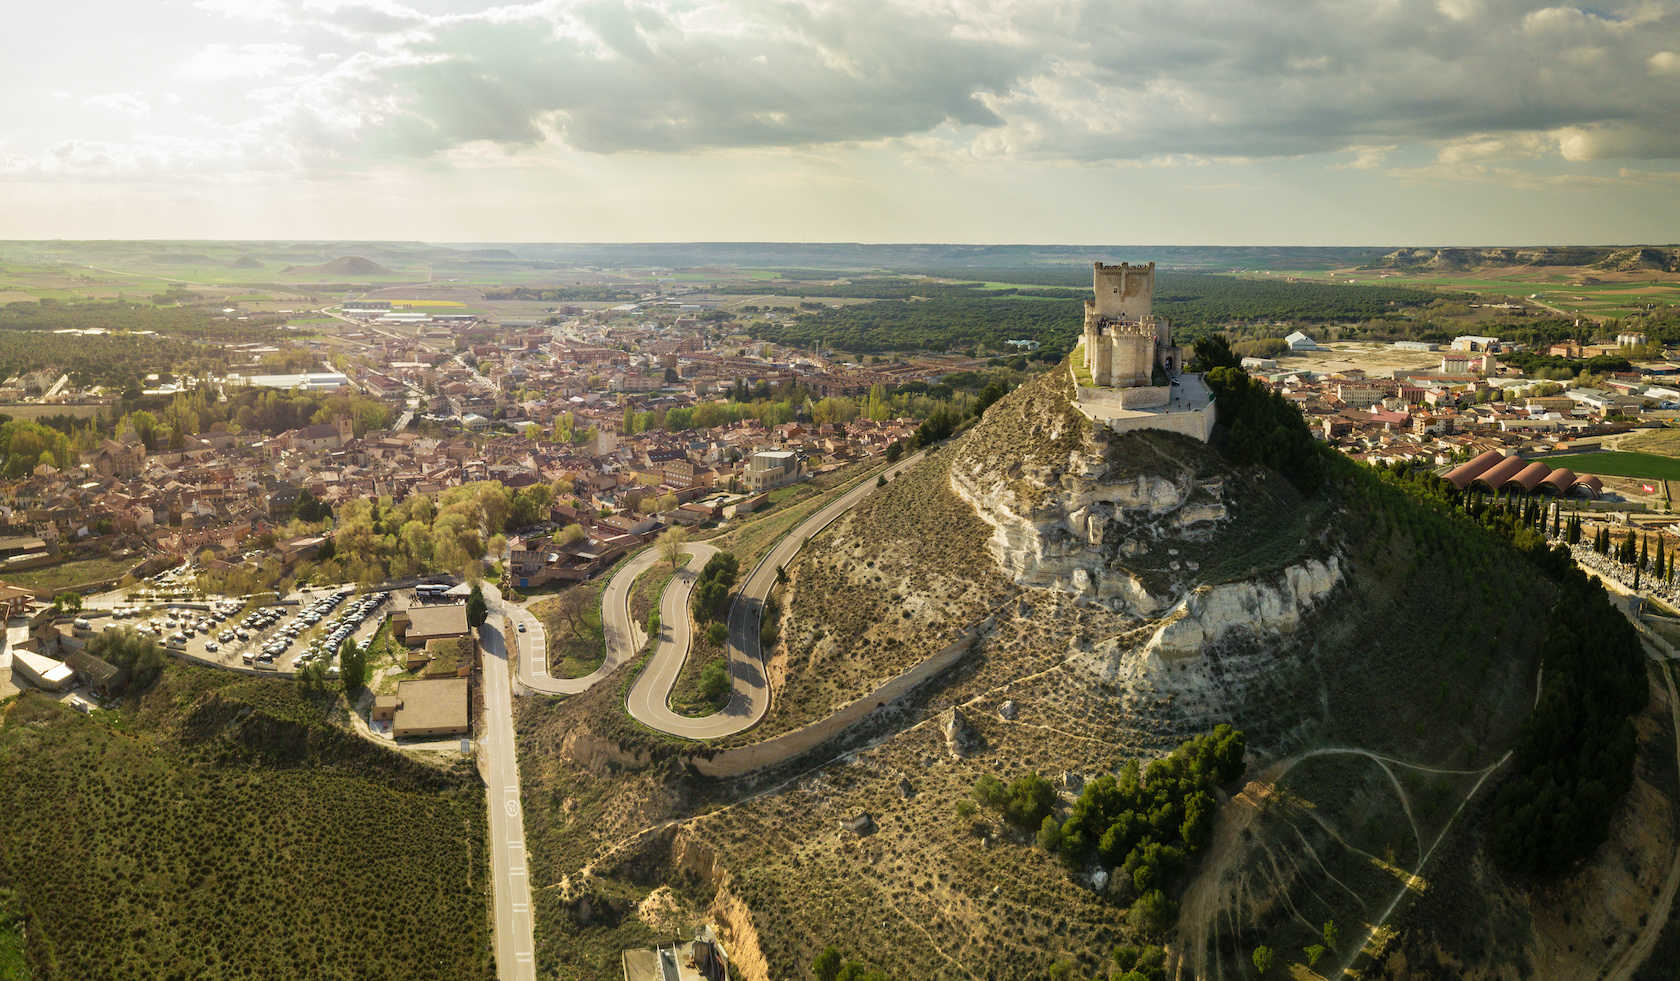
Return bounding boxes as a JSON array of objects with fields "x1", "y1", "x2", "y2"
[{"x1": 689, "y1": 616, "x2": 993, "y2": 777}]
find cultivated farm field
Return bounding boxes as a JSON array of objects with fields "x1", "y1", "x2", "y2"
[{"x1": 1544, "y1": 451, "x2": 1680, "y2": 482}]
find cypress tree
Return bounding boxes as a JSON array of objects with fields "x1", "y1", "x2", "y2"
[{"x1": 1641, "y1": 536, "x2": 1650, "y2": 571}]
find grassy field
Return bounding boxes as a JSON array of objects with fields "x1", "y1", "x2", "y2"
[
  {"x1": 532, "y1": 582, "x2": 608, "y2": 678},
  {"x1": 1543, "y1": 451, "x2": 1680, "y2": 482},
  {"x1": 628, "y1": 562, "x2": 678, "y2": 630},
  {"x1": 0, "y1": 665, "x2": 493, "y2": 981},
  {"x1": 2, "y1": 554, "x2": 137, "y2": 592},
  {"x1": 1620, "y1": 427, "x2": 1680, "y2": 459}
]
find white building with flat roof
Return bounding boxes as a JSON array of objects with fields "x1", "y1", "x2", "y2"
[
  {"x1": 227, "y1": 372, "x2": 351, "y2": 391},
  {"x1": 743, "y1": 450, "x2": 802, "y2": 492},
  {"x1": 12, "y1": 650, "x2": 75, "y2": 691}
]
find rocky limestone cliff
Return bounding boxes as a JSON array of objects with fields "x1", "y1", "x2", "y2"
[
  {"x1": 951, "y1": 454, "x2": 1221, "y2": 615},
  {"x1": 1143, "y1": 556, "x2": 1341, "y2": 662},
  {"x1": 950, "y1": 365, "x2": 1345, "y2": 676}
]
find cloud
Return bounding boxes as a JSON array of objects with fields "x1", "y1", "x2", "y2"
[
  {"x1": 83, "y1": 93, "x2": 152, "y2": 116},
  {"x1": 179, "y1": 43, "x2": 311, "y2": 80},
  {"x1": 14, "y1": 0, "x2": 1680, "y2": 182},
  {"x1": 1331, "y1": 146, "x2": 1399, "y2": 170}
]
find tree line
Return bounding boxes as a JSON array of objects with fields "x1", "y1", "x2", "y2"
[{"x1": 964, "y1": 727, "x2": 1246, "y2": 936}]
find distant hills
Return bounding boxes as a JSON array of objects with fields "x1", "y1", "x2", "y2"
[
  {"x1": 279, "y1": 255, "x2": 395, "y2": 277},
  {"x1": 1363, "y1": 245, "x2": 1680, "y2": 273}
]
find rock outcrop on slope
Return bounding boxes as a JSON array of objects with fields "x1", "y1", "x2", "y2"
[
  {"x1": 948, "y1": 368, "x2": 1339, "y2": 661},
  {"x1": 1143, "y1": 556, "x2": 1341, "y2": 662}
]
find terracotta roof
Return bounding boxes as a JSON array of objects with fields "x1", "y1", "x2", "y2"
[
  {"x1": 1473, "y1": 455, "x2": 1529, "y2": 489},
  {"x1": 1444, "y1": 450, "x2": 1505, "y2": 490}
]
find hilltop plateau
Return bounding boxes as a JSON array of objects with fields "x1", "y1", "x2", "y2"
[
  {"x1": 515, "y1": 365, "x2": 1677, "y2": 980},
  {"x1": 1362, "y1": 245, "x2": 1680, "y2": 276}
]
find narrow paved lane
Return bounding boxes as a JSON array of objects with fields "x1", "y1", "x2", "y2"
[
  {"x1": 505, "y1": 451, "x2": 926, "y2": 739},
  {"x1": 512, "y1": 546, "x2": 662, "y2": 695},
  {"x1": 627, "y1": 451, "x2": 927, "y2": 739},
  {"x1": 479, "y1": 621, "x2": 536, "y2": 981}
]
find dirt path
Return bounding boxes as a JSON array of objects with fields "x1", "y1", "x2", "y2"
[
  {"x1": 1603, "y1": 655, "x2": 1680, "y2": 981},
  {"x1": 1174, "y1": 745, "x2": 1510, "y2": 981}
]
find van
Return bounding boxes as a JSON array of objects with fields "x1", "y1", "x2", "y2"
[
  {"x1": 73, "y1": 618, "x2": 92, "y2": 631},
  {"x1": 166, "y1": 634, "x2": 188, "y2": 650}
]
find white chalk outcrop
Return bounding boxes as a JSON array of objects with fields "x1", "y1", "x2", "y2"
[
  {"x1": 1144, "y1": 556, "x2": 1341, "y2": 662},
  {"x1": 950, "y1": 449, "x2": 1225, "y2": 616}
]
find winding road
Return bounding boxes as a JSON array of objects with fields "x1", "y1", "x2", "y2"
[{"x1": 510, "y1": 451, "x2": 925, "y2": 739}]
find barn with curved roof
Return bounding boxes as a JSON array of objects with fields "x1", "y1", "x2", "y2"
[
  {"x1": 1474, "y1": 455, "x2": 1530, "y2": 491},
  {"x1": 1444, "y1": 450, "x2": 1507, "y2": 491},
  {"x1": 1440, "y1": 451, "x2": 1601, "y2": 498}
]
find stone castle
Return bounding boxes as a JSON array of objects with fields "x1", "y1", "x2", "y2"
[
  {"x1": 1081, "y1": 261, "x2": 1182, "y2": 387},
  {"x1": 1072, "y1": 261, "x2": 1215, "y2": 442}
]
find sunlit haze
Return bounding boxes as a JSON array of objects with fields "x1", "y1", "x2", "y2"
[{"x1": 4, "y1": 0, "x2": 1680, "y2": 243}]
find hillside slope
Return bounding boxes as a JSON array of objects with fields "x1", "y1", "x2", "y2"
[
  {"x1": 513, "y1": 369, "x2": 1674, "y2": 980},
  {"x1": 0, "y1": 666, "x2": 492, "y2": 981}
]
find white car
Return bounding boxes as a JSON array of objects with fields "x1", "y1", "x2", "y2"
[
  {"x1": 205, "y1": 642, "x2": 219, "y2": 653},
  {"x1": 517, "y1": 622, "x2": 526, "y2": 632}
]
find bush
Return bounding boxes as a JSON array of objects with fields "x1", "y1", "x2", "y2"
[{"x1": 697, "y1": 663, "x2": 730, "y2": 702}]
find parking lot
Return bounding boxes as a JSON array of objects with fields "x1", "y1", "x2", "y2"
[{"x1": 88, "y1": 585, "x2": 421, "y2": 676}]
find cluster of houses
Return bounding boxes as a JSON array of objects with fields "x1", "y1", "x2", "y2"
[
  {"x1": 1246, "y1": 333, "x2": 1680, "y2": 474},
  {"x1": 0, "y1": 307, "x2": 945, "y2": 608}
]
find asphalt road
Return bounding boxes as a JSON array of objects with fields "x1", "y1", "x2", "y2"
[
  {"x1": 624, "y1": 451, "x2": 928, "y2": 739},
  {"x1": 504, "y1": 451, "x2": 926, "y2": 740},
  {"x1": 511, "y1": 546, "x2": 662, "y2": 695},
  {"x1": 478, "y1": 620, "x2": 537, "y2": 981}
]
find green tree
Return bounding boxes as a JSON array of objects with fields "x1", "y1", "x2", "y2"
[
  {"x1": 1004, "y1": 772, "x2": 1057, "y2": 829},
  {"x1": 1322, "y1": 920, "x2": 1338, "y2": 951},
  {"x1": 813, "y1": 946, "x2": 843, "y2": 981},
  {"x1": 466, "y1": 582, "x2": 488, "y2": 629},
  {"x1": 1303, "y1": 944, "x2": 1325, "y2": 967},
  {"x1": 1252, "y1": 945, "x2": 1273, "y2": 976},
  {"x1": 1194, "y1": 333, "x2": 1241, "y2": 371},
  {"x1": 53, "y1": 592, "x2": 82, "y2": 613},
  {"x1": 973, "y1": 379, "x2": 1009, "y2": 416},
  {"x1": 87, "y1": 626, "x2": 165, "y2": 692},
  {"x1": 971, "y1": 774, "x2": 1007, "y2": 811},
  {"x1": 697, "y1": 662, "x2": 730, "y2": 702},
  {"x1": 1036, "y1": 814, "x2": 1063, "y2": 852},
  {"x1": 885, "y1": 440, "x2": 903, "y2": 464},
  {"x1": 339, "y1": 636, "x2": 366, "y2": 692}
]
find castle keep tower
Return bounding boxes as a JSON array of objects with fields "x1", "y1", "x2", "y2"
[{"x1": 1082, "y1": 261, "x2": 1179, "y2": 387}]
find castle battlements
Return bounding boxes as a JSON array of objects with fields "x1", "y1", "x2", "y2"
[{"x1": 1072, "y1": 260, "x2": 1216, "y2": 442}]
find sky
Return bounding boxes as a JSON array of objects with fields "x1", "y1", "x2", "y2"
[{"x1": 3, "y1": 0, "x2": 1679, "y2": 245}]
